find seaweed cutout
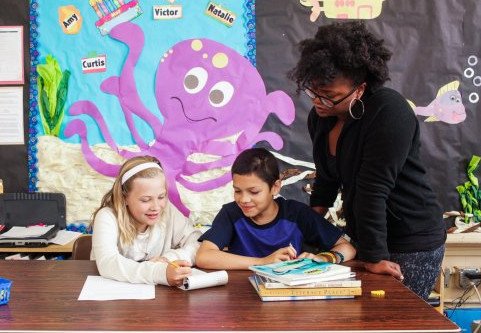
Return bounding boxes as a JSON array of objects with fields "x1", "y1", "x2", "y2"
[
  {"x1": 456, "y1": 155, "x2": 481, "y2": 223},
  {"x1": 37, "y1": 55, "x2": 70, "y2": 136}
]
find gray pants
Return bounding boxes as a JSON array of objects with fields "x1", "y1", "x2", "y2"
[{"x1": 390, "y1": 244, "x2": 445, "y2": 300}]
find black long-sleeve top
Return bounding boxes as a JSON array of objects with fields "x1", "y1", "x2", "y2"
[{"x1": 308, "y1": 87, "x2": 446, "y2": 263}]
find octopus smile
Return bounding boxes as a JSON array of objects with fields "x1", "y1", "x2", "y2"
[{"x1": 171, "y1": 96, "x2": 217, "y2": 123}]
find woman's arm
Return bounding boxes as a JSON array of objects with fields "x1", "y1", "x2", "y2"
[{"x1": 195, "y1": 240, "x2": 297, "y2": 270}]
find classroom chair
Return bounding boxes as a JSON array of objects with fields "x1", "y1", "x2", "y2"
[{"x1": 71, "y1": 235, "x2": 92, "y2": 260}]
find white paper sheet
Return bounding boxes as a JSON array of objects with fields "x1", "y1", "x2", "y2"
[
  {"x1": 49, "y1": 230, "x2": 82, "y2": 245},
  {"x1": 78, "y1": 276, "x2": 155, "y2": 301},
  {"x1": 0, "y1": 26, "x2": 24, "y2": 84},
  {"x1": 0, "y1": 86, "x2": 24, "y2": 144},
  {"x1": 0, "y1": 225, "x2": 55, "y2": 238},
  {"x1": 179, "y1": 268, "x2": 228, "y2": 290}
]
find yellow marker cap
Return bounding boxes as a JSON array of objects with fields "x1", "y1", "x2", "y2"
[{"x1": 371, "y1": 290, "x2": 386, "y2": 298}]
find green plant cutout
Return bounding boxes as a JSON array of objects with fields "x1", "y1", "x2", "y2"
[
  {"x1": 456, "y1": 155, "x2": 481, "y2": 223},
  {"x1": 37, "y1": 55, "x2": 71, "y2": 136}
]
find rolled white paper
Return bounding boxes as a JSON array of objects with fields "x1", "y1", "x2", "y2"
[{"x1": 180, "y1": 269, "x2": 228, "y2": 290}]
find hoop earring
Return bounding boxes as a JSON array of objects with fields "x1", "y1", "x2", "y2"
[{"x1": 349, "y1": 98, "x2": 364, "y2": 120}]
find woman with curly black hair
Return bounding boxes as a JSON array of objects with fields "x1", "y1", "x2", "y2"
[{"x1": 289, "y1": 21, "x2": 446, "y2": 300}]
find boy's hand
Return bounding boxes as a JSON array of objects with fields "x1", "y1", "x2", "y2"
[
  {"x1": 262, "y1": 245, "x2": 297, "y2": 265},
  {"x1": 166, "y1": 260, "x2": 192, "y2": 287}
]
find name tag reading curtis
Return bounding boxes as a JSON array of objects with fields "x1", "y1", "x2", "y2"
[{"x1": 82, "y1": 55, "x2": 107, "y2": 74}]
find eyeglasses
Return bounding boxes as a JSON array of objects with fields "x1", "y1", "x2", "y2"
[{"x1": 303, "y1": 85, "x2": 359, "y2": 108}]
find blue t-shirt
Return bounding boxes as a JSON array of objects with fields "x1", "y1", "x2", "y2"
[{"x1": 198, "y1": 197, "x2": 343, "y2": 257}]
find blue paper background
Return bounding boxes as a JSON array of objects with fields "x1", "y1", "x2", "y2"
[{"x1": 36, "y1": 0, "x2": 251, "y2": 146}]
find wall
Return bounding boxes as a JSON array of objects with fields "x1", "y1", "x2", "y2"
[
  {"x1": 1, "y1": 0, "x2": 481, "y2": 223},
  {"x1": 0, "y1": 0, "x2": 30, "y2": 192}
]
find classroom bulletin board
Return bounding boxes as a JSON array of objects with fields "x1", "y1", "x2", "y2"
[{"x1": 1, "y1": 0, "x2": 480, "y2": 226}]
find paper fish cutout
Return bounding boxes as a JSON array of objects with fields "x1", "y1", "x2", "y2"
[
  {"x1": 408, "y1": 81, "x2": 466, "y2": 124},
  {"x1": 301, "y1": 0, "x2": 386, "y2": 22}
]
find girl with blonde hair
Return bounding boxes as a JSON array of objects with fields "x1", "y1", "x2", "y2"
[{"x1": 91, "y1": 156, "x2": 201, "y2": 286}]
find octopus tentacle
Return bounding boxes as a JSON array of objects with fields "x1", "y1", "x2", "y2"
[
  {"x1": 165, "y1": 175, "x2": 190, "y2": 216},
  {"x1": 235, "y1": 131, "x2": 284, "y2": 151},
  {"x1": 197, "y1": 140, "x2": 238, "y2": 156},
  {"x1": 182, "y1": 155, "x2": 236, "y2": 176},
  {"x1": 63, "y1": 119, "x2": 121, "y2": 177},
  {"x1": 102, "y1": 22, "x2": 164, "y2": 146},
  {"x1": 252, "y1": 132, "x2": 284, "y2": 150},
  {"x1": 176, "y1": 171, "x2": 232, "y2": 192},
  {"x1": 67, "y1": 100, "x2": 137, "y2": 159}
]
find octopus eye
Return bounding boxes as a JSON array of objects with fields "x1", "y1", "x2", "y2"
[
  {"x1": 184, "y1": 67, "x2": 208, "y2": 94},
  {"x1": 209, "y1": 81, "x2": 234, "y2": 107}
]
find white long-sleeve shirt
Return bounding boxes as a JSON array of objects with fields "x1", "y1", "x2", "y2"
[{"x1": 91, "y1": 202, "x2": 202, "y2": 285}]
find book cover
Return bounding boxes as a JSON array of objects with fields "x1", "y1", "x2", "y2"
[
  {"x1": 249, "y1": 258, "x2": 351, "y2": 286},
  {"x1": 256, "y1": 273, "x2": 360, "y2": 289},
  {"x1": 248, "y1": 276, "x2": 354, "y2": 302}
]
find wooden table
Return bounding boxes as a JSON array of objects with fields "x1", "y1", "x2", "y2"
[{"x1": 0, "y1": 261, "x2": 459, "y2": 332}]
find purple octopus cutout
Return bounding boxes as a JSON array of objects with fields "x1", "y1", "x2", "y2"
[{"x1": 64, "y1": 22, "x2": 295, "y2": 216}]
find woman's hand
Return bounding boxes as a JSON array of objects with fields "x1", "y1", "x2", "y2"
[
  {"x1": 262, "y1": 245, "x2": 297, "y2": 265},
  {"x1": 166, "y1": 260, "x2": 192, "y2": 287},
  {"x1": 364, "y1": 260, "x2": 404, "y2": 281}
]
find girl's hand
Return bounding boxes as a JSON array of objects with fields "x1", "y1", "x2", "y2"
[
  {"x1": 165, "y1": 260, "x2": 192, "y2": 287},
  {"x1": 364, "y1": 260, "x2": 404, "y2": 281},
  {"x1": 262, "y1": 245, "x2": 297, "y2": 265}
]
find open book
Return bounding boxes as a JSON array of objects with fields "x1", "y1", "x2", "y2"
[{"x1": 249, "y1": 258, "x2": 351, "y2": 286}]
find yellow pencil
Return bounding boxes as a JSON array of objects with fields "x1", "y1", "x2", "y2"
[{"x1": 167, "y1": 260, "x2": 180, "y2": 268}]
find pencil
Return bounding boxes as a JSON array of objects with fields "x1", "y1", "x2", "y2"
[{"x1": 167, "y1": 260, "x2": 180, "y2": 268}]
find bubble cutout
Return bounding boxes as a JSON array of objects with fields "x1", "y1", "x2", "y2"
[
  {"x1": 469, "y1": 92, "x2": 479, "y2": 104},
  {"x1": 468, "y1": 55, "x2": 478, "y2": 66},
  {"x1": 474, "y1": 76, "x2": 481, "y2": 87},
  {"x1": 464, "y1": 67, "x2": 474, "y2": 78},
  {"x1": 465, "y1": 55, "x2": 479, "y2": 104}
]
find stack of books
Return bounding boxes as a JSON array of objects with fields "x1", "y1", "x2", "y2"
[{"x1": 248, "y1": 258, "x2": 362, "y2": 302}]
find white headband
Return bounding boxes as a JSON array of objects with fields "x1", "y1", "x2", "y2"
[{"x1": 121, "y1": 162, "x2": 162, "y2": 185}]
